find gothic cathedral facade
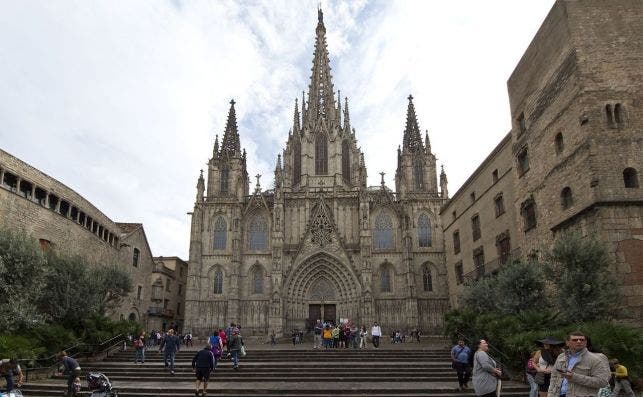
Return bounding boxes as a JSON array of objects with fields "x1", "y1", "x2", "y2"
[{"x1": 185, "y1": 10, "x2": 449, "y2": 337}]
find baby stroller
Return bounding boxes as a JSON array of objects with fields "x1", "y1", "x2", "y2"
[{"x1": 86, "y1": 372, "x2": 118, "y2": 397}]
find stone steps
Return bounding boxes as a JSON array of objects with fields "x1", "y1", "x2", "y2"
[{"x1": 19, "y1": 345, "x2": 529, "y2": 397}]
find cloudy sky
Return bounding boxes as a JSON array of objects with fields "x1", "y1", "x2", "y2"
[{"x1": 0, "y1": 0, "x2": 555, "y2": 258}]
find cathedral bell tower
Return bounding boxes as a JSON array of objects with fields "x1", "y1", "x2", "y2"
[
  {"x1": 395, "y1": 95, "x2": 440, "y2": 199},
  {"x1": 207, "y1": 100, "x2": 250, "y2": 200},
  {"x1": 280, "y1": 9, "x2": 366, "y2": 192}
]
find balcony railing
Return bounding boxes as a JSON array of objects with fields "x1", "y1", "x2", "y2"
[
  {"x1": 461, "y1": 247, "x2": 522, "y2": 286},
  {"x1": 148, "y1": 306, "x2": 174, "y2": 318}
]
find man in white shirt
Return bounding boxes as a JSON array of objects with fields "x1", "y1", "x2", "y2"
[{"x1": 370, "y1": 321, "x2": 382, "y2": 349}]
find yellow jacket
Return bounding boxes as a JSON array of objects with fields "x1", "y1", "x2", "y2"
[{"x1": 613, "y1": 364, "x2": 628, "y2": 379}]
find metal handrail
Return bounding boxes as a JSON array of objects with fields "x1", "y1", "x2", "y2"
[{"x1": 19, "y1": 333, "x2": 127, "y2": 382}]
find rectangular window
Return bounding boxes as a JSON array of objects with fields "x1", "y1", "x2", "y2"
[
  {"x1": 132, "y1": 248, "x2": 140, "y2": 267},
  {"x1": 453, "y1": 230, "x2": 460, "y2": 254},
  {"x1": 496, "y1": 234, "x2": 511, "y2": 265},
  {"x1": 470, "y1": 192, "x2": 476, "y2": 203},
  {"x1": 471, "y1": 214, "x2": 481, "y2": 241},
  {"x1": 165, "y1": 280, "x2": 171, "y2": 292},
  {"x1": 517, "y1": 147, "x2": 530, "y2": 176},
  {"x1": 492, "y1": 169, "x2": 499, "y2": 184},
  {"x1": 473, "y1": 247, "x2": 485, "y2": 279},
  {"x1": 522, "y1": 200, "x2": 537, "y2": 231},
  {"x1": 178, "y1": 284, "x2": 182, "y2": 297},
  {"x1": 494, "y1": 194, "x2": 505, "y2": 217},
  {"x1": 137, "y1": 285, "x2": 143, "y2": 300},
  {"x1": 455, "y1": 261, "x2": 464, "y2": 285},
  {"x1": 176, "y1": 302, "x2": 181, "y2": 316}
]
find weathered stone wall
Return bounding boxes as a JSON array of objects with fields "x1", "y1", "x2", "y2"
[{"x1": 441, "y1": 134, "x2": 518, "y2": 307}]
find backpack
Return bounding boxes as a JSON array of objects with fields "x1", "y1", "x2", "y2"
[{"x1": 134, "y1": 338, "x2": 144, "y2": 349}]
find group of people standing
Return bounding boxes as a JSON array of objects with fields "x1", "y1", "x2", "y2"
[
  {"x1": 452, "y1": 331, "x2": 632, "y2": 397},
  {"x1": 312, "y1": 320, "x2": 383, "y2": 349}
]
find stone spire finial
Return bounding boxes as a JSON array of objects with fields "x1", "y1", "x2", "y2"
[
  {"x1": 402, "y1": 95, "x2": 424, "y2": 152},
  {"x1": 213, "y1": 134, "x2": 219, "y2": 159},
  {"x1": 221, "y1": 99, "x2": 241, "y2": 157},
  {"x1": 440, "y1": 164, "x2": 448, "y2": 198},
  {"x1": 305, "y1": 5, "x2": 336, "y2": 125},
  {"x1": 196, "y1": 169, "x2": 205, "y2": 202},
  {"x1": 425, "y1": 129, "x2": 431, "y2": 154},
  {"x1": 255, "y1": 174, "x2": 261, "y2": 192},
  {"x1": 343, "y1": 97, "x2": 351, "y2": 133},
  {"x1": 380, "y1": 171, "x2": 386, "y2": 186},
  {"x1": 293, "y1": 98, "x2": 301, "y2": 133}
]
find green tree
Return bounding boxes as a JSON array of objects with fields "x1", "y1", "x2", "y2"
[
  {"x1": 0, "y1": 228, "x2": 49, "y2": 331},
  {"x1": 495, "y1": 260, "x2": 547, "y2": 314},
  {"x1": 546, "y1": 232, "x2": 619, "y2": 322},
  {"x1": 461, "y1": 276, "x2": 498, "y2": 312},
  {"x1": 37, "y1": 253, "x2": 132, "y2": 327}
]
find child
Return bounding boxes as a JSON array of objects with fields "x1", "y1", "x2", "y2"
[{"x1": 72, "y1": 377, "x2": 82, "y2": 395}]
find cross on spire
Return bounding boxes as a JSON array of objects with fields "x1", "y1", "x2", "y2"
[
  {"x1": 255, "y1": 174, "x2": 261, "y2": 190},
  {"x1": 380, "y1": 171, "x2": 386, "y2": 185}
]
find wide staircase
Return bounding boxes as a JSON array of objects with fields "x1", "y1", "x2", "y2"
[{"x1": 19, "y1": 339, "x2": 529, "y2": 396}]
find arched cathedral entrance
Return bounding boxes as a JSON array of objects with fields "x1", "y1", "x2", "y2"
[{"x1": 283, "y1": 253, "x2": 362, "y2": 331}]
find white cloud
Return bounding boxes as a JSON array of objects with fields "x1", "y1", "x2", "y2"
[{"x1": 0, "y1": 0, "x2": 554, "y2": 258}]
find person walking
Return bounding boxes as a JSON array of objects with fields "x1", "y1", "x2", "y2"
[
  {"x1": 451, "y1": 339, "x2": 472, "y2": 391},
  {"x1": 192, "y1": 344, "x2": 215, "y2": 397},
  {"x1": 160, "y1": 329, "x2": 181, "y2": 374},
  {"x1": 472, "y1": 339, "x2": 502, "y2": 397},
  {"x1": 610, "y1": 359, "x2": 635, "y2": 397},
  {"x1": 56, "y1": 351, "x2": 81, "y2": 396},
  {"x1": 208, "y1": 330, "x2": 223, "y2": 369},
  {"x1": 536, "y1": 337, "x2": 564, "y2": 397},
  {"x1": 547, "y1": 331, "x2": 610, "y2": 397},
  {"x1": 133, "y1": 335, "x2": 145, "y2": 364},
  {"x1": 526, "y1": 351, "x2": 539, "y2": 397},
  {"x1": 371, "y1": 321, "x2": 382, "y2": 349},
  {"x1": 228, "y1": 329, "x2": 244, "y2": 370}
]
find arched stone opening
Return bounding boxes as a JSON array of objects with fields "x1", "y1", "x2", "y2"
[{"x1": 284, "y1": 253, "x2": 362, "y2": 331}]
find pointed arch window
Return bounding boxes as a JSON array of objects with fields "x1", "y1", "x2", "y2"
[
  {"x1": 248, "y1": 215, "x2": 268, "y2": 250},
  {"x1": 220, "y1": 167, "x2": 229, "y2": 195},
  {"x1": 252, "y1": 266, "x2": 263, "y2": 294},
  {"x1": 213, "y1": 216, "x2": 227, "y2": 250},
  {"x1": 293, "y1": 139, "x2": 301, "y2": 186},
  {"x1": 342, "y1": 140, "x2": 350, "y2": 182},
  {"x1": 373, "y1": 213, "x2": 394, "y2": 250},
  {"x1": 422, "y1": 265, "x2": 433, "y2": 292},
  {"x1": 414, "y1": 158, "x2": 424, "y2": 190},
  {"x1": 380, "y1": 264, "x2": 392, "y2": 293},
  {"x1": 315, "y1": 134, "x2": 328, "y2": 174},
  {"x1": 213, "y1": 268, "x2": 223, "y2": 294},
  {"x1": 418, "y1": 213, "x2": 431, "y2": 247}
]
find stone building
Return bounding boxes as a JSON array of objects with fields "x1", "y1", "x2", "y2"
[
  {"x1": 0, "y1": 148, "x2": 186, "y2": 327},
  {"x1": 442, "y1": 0, "x2": 642, "y2": 318},
  {"x1": 184, "y1": 10, "x2": 450, "y2": 337},
  {"x1": 149, "y1": 256, "x2": 189, "y2": 332}
]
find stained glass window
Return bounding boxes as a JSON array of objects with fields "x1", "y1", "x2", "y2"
[
  {"x1": 418, "y1": 213, "x2": 431, "y2": 247},
  {"x1": 249, "y1": 215, "x2": 268, "y2": 250},
  {"x1": 381, "y1": 265, "x2": 391, "y2": 292},
  {"x1": 213, "y1": 216, "x2": 227, "y2": 250},
  {"x1": 315, "y1": 134, "x2": 328, "y2": 174},
  {"x1": 373, "y1": 213, "x2": 394, "y2": 249},
  {"x1": 213, "y1": 269, "x2": 223, "y2": 294},
  {"x1": 422, "y1": 265, "x2": 432, "y2": 292}
]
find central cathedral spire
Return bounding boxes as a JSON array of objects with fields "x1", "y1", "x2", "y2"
[{"x1": 304, "y1": 7, "x2": 337, "y2": 126}]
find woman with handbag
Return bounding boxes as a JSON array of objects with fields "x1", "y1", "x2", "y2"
[
  {"x1": 535, "y1": 337, "x2": 564, "y2": 397},
  {"x1": 472, "y1": 339, "x2": 502, "y2": 397}
]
